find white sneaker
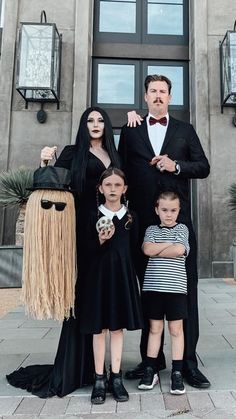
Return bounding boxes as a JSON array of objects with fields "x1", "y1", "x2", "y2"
[
  {"x1": 170, "y1": 371, "x2": 186, "y2": 395},
  {"x1": 138, "y1": 366, "x2": 159, "y2": 390}
]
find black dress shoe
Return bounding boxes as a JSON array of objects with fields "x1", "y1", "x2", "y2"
[
  {"x1": 125, "y1": 360, "x2": 166, "y2": 380},
  {"x1": 108, "y1": 371, "x2": 129, "y2": 402},
  {"x1": 183, "y1": 368, "x2": 211, "y2": 388},
  {"x1": 91, "y1": 373, "x2": 107, "y2": 404}
]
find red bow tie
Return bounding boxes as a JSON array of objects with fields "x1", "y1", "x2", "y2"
[{"x1": 149, "y1": 116, "x2": 167, "y2": 126}]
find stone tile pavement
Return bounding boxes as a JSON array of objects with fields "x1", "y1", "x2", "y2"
[{"x1": 0, "y1": 278, "x2": 236, "y2": 418}]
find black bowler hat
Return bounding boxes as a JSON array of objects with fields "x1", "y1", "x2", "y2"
[{"x1": 28, "y1": 166, "x2": 74, "y2": 192}]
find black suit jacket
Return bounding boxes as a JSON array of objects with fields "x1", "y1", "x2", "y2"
[{"x1": 118, "y1": 115, "x2": 210, "y2": 231}]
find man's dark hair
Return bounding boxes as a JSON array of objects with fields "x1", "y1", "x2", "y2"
[{"x1": 144, "y1": 74, "x2": 172, "y2": 94}]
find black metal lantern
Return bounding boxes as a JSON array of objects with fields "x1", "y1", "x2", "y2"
[
  {"x1": 16, "y1": 11, "x2": 62, "y2": 122},
  {"x1": 220, "y1": 21, "x2": 236, "y2": 121}
]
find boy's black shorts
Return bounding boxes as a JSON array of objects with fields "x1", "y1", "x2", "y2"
[{"x1": 142, "y1": 291, "x2": 188, "y2": 321}]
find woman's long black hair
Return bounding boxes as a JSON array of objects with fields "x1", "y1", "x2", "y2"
[{"x1": 70, "y1": 106, "x2": 121, "y2": 192}]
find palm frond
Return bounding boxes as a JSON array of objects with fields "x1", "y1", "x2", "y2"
[
  {"x1": 229, "y1": 183, "x2": 236, "y2": 211},
  {"x1": 0, "y1": 167, "x2": 34, "y2": 207}
]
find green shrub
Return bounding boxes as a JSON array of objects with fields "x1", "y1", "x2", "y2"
[{"x1": 0, "y1": 167, "x2": 33, "y2": 207}]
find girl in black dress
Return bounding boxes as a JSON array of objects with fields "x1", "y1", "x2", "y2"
[
  {"x1": 80, "y1": 167, "x2": 143, "y2": 405},
  {"x1": 6, "y1": 108, "x2": 121, "y2": 398}
]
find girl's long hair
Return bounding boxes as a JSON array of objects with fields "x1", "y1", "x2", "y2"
[{"x1": 71, "y1": 107, "x2": 121, "y2": 192}]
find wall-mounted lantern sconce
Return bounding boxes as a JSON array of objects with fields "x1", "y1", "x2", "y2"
[
  {"x1": 16, "y1": 10, "x2": 62, "y2": 123},
  {"x1": 220, "y1": 20, "x2": 236, "y2": 126}
]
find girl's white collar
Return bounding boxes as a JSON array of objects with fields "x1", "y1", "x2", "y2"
[{"x1": 99, "y1": 204, "x2": 127, "y2": 220}]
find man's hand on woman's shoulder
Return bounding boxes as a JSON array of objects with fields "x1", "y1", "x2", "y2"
[{"x1": 127, "y1": 111, "x2": 143, "y2": 127}]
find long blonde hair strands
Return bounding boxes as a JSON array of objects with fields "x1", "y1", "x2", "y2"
[{"x1": 21, "y1": 189, "x2": 77, "y2": 321}]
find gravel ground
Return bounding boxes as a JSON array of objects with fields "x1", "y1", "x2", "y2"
[{"x1": 0, "y1": 288, "x2": 22, "y2": 318}]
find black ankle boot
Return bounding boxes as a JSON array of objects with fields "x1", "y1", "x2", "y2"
[
  {"x1": 91, "y1": 373, "x2": 107, "y2": 404},
  {"x1": 108, "y1": 370, "x2": 129, "y2": 402}
]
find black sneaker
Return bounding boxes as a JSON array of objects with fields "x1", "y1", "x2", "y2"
[
  {"x1": 170, "y1": 371, "x2": 186, "y2": 395},
  {"x1": 138, "y1": 366, "x2": 158, "y2": 390}
]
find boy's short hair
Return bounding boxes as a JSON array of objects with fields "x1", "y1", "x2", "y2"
[{"x1": 155, "y1": 191, "x2": 180, "y2": 207}]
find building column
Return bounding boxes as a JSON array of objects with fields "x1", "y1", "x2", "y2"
[
  {"x1": 71, "y1": 0, "x2": 94, "y2": 142},
  {"x1": 0, "y1": 0, "x2": 19, "y2": 243},
  {"x1": 189, "y1": 0, "x2": 212, "y2": 278}
]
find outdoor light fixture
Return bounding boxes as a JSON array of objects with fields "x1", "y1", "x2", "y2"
[
  {"x1": 220, "y1": 20, "x2": 236, "y2": 126},
  {"x1": 16, "y1": 11, "x2": 62, "y2": 123}
]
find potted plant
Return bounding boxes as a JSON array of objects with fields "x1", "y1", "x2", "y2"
[
  {"x1": 229, "y1": 183, "x2": 236, "y2": 211},
  {"x1": 0, "y1": 166, "x2": 33, "y2": 245},
  {"x1": 229, "y1": 183, "x2": 236, "y2": 279},
  {"x1": 0, "y1": 167, "x2": 33, "y2": 288}
]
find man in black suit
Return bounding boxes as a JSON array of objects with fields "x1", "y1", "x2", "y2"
[{"x1": 118, "y1": 74, "x2": 210, "y2": 388}]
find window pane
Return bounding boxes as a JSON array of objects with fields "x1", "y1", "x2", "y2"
[
  {"x1": 113, "y1": 133, "x2": 120, "y2": 149},
  {"x1": 147, "y1": 65, "x2": 183, "y2": 105},
  {"x1": 229, "y1": 32, "x2": 236, "y2": 91},
  {"x1": 149, "y1": 0, "x2": 182, "y2": 3},
  {"x1": 99, "y1": 1, "x2": 136, "y2": 33},
  {"x1": 104, "y1": 0, "x2": 135, "y2": 1},
  {"x1": 148, "y1": 2, "x2": 183, "y2": 35},
  {"x1": 97, "y1": 64, "x2": 135, "y2": 104}
]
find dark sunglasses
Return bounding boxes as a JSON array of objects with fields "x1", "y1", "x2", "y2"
[{"x1": 40, "y1": 199, "x2": 67, "y2": 211}]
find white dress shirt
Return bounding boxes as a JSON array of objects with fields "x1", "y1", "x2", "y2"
[{"x1": 147, "y1": 113, "x2": 169, "y2": 156}]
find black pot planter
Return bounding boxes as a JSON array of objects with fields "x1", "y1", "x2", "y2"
[
  {"x1": 233, "y1": 241, "x2": 236, "y2": 280},
  {"x1": 0, "y1": 245, "x2": 23, "y2": 288}
]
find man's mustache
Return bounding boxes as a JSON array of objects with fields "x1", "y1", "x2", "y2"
[{"x1": 153, "y1": 99, "x2": 163, "y2": 104}]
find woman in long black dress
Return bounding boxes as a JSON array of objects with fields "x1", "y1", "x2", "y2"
[{"x1": 6, "y1": 107, "x2": 121, "y2": 398}]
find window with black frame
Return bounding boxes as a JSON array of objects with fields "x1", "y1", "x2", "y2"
[
  {"x1": 94, "y1": 0, "x2": 188, "y2": 45},
  {"x1": 92, "y1": 59, "x2": 188, "y2": 111},
  {"x1": 92, "y1": 59, "x2": 140, "y2": 109},
  {"x1": 92, "y1": 0, "x2": 189, "y2": 125},
  {"x1": 98, "y1": 0, "x2": 136, "y2": 33}
]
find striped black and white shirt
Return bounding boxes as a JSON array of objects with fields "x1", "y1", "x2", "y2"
[{"x1": 142, "y1": 223, "x2": 190, "y2": 294}]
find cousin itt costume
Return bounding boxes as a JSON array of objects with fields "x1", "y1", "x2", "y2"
[{"x1": 118, "y1": 115, "x2": 210, "y2": 377}]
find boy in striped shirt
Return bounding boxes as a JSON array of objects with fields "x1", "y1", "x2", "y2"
[{"x1": 138, "y1": 191, "x2": 189, "y2": 395}]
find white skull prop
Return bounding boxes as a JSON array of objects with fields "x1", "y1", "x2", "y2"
[{"x1": 96, "y1": 216, "x2": 114, "y2": 233}]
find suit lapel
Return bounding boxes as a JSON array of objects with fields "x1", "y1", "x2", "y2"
[
  {"x1": 137, "y1": 116, "x2": 155, "y2": 157},
  {"x1": 160, "y1": 116, "x2": 179, "y2": 154}
]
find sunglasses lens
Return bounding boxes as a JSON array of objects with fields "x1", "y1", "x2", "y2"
[
  {"x1": 40, "y1": 200, "x2": 66, "y2": 211},
  {"x1": 55, "y1": 202, "x2": 67, "y2": 211},
  {"x1": 41, "y1": 200, "x2": 53, "y2": 210}
]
